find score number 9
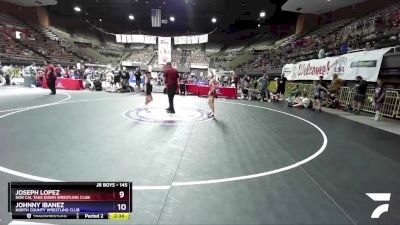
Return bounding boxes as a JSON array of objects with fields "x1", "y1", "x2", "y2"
[{"x1": 117, "y1": 190, "x2": 128, "y2": 211}]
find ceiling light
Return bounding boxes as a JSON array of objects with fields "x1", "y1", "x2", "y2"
[
  {"x1": 170, "y1": 16, "x2": 175, "y2": 22},
  {"x1": 258, "y1": 24, "x2": 261, "y2": 27},
  {"x1": 74, "y1": 6, "x2": 81, "y2": 12},
  {"x1": 99, "y1": 19, "x2": 102, "y2": 22},
  {"x1": 129, "y1": 15, "x2": 135, "y2": 20},
  {"x1": 211, "y1": 17, "x2": 217, "y2": 23},
  {"x1": 260, "y1": 11, "x2": 266, "y2": 18}
]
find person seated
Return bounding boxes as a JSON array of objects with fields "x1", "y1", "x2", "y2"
[
  {"x1": 288, "y1": 93, "x2": 311, "y2": 109},
  {"x1": 287, "y1": 84, "x2": 302, "y2": 102},
  {"x1": 327, "y1": 74, "x2": 343, "y2": 108}
]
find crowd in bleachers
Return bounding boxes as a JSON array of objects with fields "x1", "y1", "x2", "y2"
[
  {"x1": 0, "y1": 12, "x2": 81, "y2": 63},
  {"x1": 127, "y1": 49, "x2": 155, "y2": 64},
  {"x1": 240, "y1": 3, "x2": 400, "y2": 71},
  {"x1": 187, "y1": 51, "x2": 208, "y2": 65},
  {"x1": 0, "y1": 32, "x2": 39, "y2": 61}
]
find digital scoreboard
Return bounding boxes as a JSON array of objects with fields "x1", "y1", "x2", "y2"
[{"x1": 8, "y1": 182, "x2": 132, "y2": 220}]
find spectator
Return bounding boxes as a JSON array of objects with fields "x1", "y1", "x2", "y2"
[
  {"x1": 351, "y1": 76, "x2": 368, "y2": 114},
  {"x1": 134, "y1": 68, "x2": 141, "y2": 93},
  {"x1": 318, "y1": 48, "x2": 325, "y2": 59},
  {"x1": 258, "y1": 74, "x2": 269, "y2": 102},
  {"x1": 55, "y1": 65, "x2": 63, "y2": 77},
  {"x1": 276, "y1": 74, "x2": 287, "y2": 98},
  {"x1": 232, "y1": 72, "x2": 239, "y2": 88},
  {"x1": 312, "y1": 77, "x2": 329, "y2": 112},
  {"x1": 288, "y1": 84, "x2": 302, "y2": 102},
  {"x1": 371, "y1": 79, "x2": 386, "y2": 121},
  {"x1": 327, "y1": 74, "x2": 343, "y2": 108},
  {"x1": 289, "y1": 93, "x2": 311, "y2": 109}
]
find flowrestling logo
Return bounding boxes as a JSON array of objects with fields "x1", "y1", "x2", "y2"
[{"x1": 366, "y1": 193, "x2": 391, "y2": 219}]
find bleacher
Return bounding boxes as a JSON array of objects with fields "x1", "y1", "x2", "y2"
[
  {"x1": 239, "y1": 2, "x2": 400, "y2": 71},
  {"x1": 0, "y1": 12, "x2": 81, "y2": 64},
  {"x1": 342, "y1": 2, "x2": 400, "y2": 34},
  {"x1": 126, "y1": 49, "x2": 155, "y2": 64},
  {"x1": 206, "y1": 43, "x2": 223, "y2": 54},
  {"x1": 187, "y1": 50, "x2": 208, "y2": 65},
  {"x1": 0, "y1": 32, "x2": 42, "y2": 62}
]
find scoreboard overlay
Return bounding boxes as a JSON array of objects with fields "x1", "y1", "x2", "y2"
[{"x1": 8, "y1": 182, "x2": 132, "y2": 220}]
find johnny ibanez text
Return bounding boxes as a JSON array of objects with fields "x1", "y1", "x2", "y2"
[{"x1": 14, "y1": 190, "x2": 80, "y2": 213}]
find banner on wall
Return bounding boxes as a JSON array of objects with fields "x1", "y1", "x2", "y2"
[
  {"x1": 198, "y1": 34, "x2": 208, "y2": 44},
  {"x1": 158, "y1": 37, "x2": 171, "y2": 65},
  {"x1": 282, "y1": 48, "x2": 392, "y2": 82},
  {"x1": 144, "y1": 35, "x2": 157, "y2": 44},
  {"x1": 116, "y1": 34, "x2": 122, "y2": 43},
  {"x1": 173, "y1": 34, "x2": 208, "y2": 45},
  {"x1": 116, "y1": 34, "x2": 208, "y2": 45}
]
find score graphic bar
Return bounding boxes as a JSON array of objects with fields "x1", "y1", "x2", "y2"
[{"x1": 8, "y1": 182, "x2": 132, "y2": 220}]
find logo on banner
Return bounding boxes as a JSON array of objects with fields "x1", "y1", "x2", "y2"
[
  {"x1": 56, "y1": 81, "x2": 64, "y2": 89},
  {"x1": 366, "y1": 193, "x2": 391, "y2": 219}
]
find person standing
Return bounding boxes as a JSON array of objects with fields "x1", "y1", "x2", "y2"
[
  {"x1": 144, "y1": 71, "x2": 153, "y2": 110},
  {"x1": 277, "y1": 74, "x2": 287, "y2": 98},
  {"x1": 44, "y1": 60, "x2": 56, "y2": 95},
  {"x1": 232, "y1": 72, "x2": 239, "y2": 88},
  {"x1": 312, "y1": 77, "x2": 329, "y2": 112},
  {"x1": 327, "y1": 73, "x2": 343, "y2": 107},
  {"x1": 352, "y1": 76, "x2": 368, "y2": 114},
  {"x1": 371, "y1": 79, "x2": 385, "y2": 121},
  {"x1": 208, "y1": 73, "x2": 218, "y2": 118},
  {"x1": 134, "y1": 68, "x2": 142, "y2": 93},
  {"x1": 258, "y1": 74, "x2": 269, "y2": 102},
  {"x1": 164, "y1": 62, "x2": 179, "y2": 114},
  {"x1": 55, "y1": 65, "x2": 62, "y2": 77}
]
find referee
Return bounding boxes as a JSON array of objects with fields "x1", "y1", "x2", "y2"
[
  {"x1": 163, "y1": 62, "x2": 179, "y2": 114},
  {"x1": 44, "y1": 60, "x2": 56, "y2": 95}
]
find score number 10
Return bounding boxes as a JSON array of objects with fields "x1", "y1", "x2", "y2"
[{"x1": 117, "y1": 191, "x2": 127, "y2": 211}]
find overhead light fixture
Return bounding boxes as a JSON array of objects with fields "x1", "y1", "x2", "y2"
[
  {"x1": 170, "y1": 16, "x2": 175, "y2": 22},
  {"x1": 99, "y1": 19, "x2": 102, "y2": 22},
  {"x1": 260, "y1": 11, "x2": 266, "y2": 18},
  {"x1": 129, "y1": 15, "x2": 135, "y2": 20},
  {"x1": 145, "y1": 1, "x2": 149, "y2": 3},
  {"x1": 258, "y1": 24, "x2": 261, "y2": 27},
  {"x1": 74, "y1": 6, "x2": 81, "y2": 12},
  {"x1": 211, "y1": 17, "x2": 217, "y2": 23}
]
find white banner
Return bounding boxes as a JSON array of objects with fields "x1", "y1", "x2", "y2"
[
  {"x1": 282, "y1": 48, "x2": 391, "y2": 82},
  {"x1": 144, "y1": 35, "x2": 157, "y2": 44},
  {"x1": 126, "y1": 35, "x2": 132, "y2": 43},
  {"x1": 132, "y1": 35, "x2": 145, "y2": 43},
  {"x1": 116, "y1": 34, "x2": 122, "y2": 43},
  {"x1": 191, "y1": 35, "x2": 199, "y2": 44},
  {"x1": 174, "y1": 36, "x2": 181, "y2": 45},
  {"x1": 199, "y1": 34, "x2": 208, "y2": 43},
  {"x1": 116, "y1": 34, "x2": 208, "y2": 45},
  {"x1": 121, "y1": 35, "x2": 128, "y2": 43},
  {"x1": 158, "y1": 37, "x2": 171, "y2": 65},
  {"x1": 173, "y1": 34, "x2": 208, "y2": 45}
]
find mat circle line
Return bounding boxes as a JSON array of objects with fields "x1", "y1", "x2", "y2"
[{"x1": 0, "y1": 96, "x2": 328, "y2": 190}]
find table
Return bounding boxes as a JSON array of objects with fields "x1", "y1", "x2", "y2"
[
  {"x1": 186, "y1": 84, "x2": 198, "y2": 95},
  {"x1": 42, "y1": 78, "x2": 84, "y2": 90},
  {"x1": 193, "y1": 85, "x2": 237, "y2": 99}
]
